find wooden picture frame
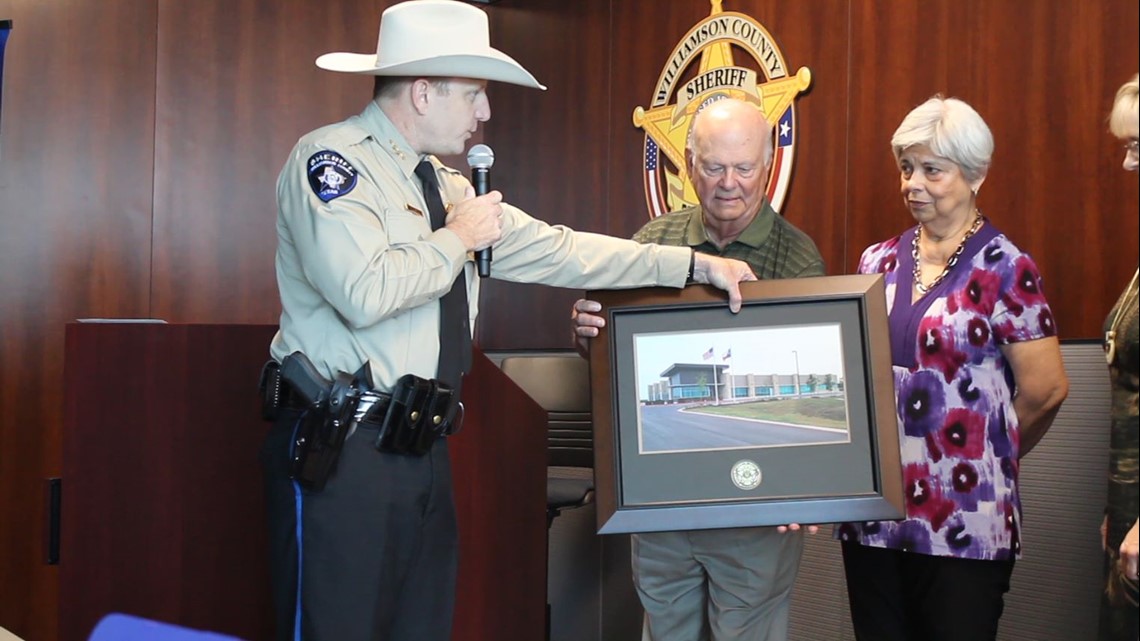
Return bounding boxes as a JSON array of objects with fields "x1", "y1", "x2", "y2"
[{"x1": 588, "y1": 274, "x2": 903, "y2": 534}]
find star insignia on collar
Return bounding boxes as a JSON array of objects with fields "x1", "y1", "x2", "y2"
[{"x1": 389, "y1": 140, "x2": 406, "y2": 161}]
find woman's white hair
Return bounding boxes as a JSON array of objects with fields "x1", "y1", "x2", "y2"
[
  {"x1": 1108, "y1": 73, "x2": 1139, "y2": 138},
  {"x1": 891, "y1": 96, "x2": 994, "y2": 183}
]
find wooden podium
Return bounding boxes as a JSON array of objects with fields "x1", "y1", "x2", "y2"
[{"x1": 61, "y1": 322, "x2": 546, "y2": 641}]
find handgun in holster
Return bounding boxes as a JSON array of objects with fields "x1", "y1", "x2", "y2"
[{"x1": 270, "y1": 351, "x2": 370, "y2": 491}]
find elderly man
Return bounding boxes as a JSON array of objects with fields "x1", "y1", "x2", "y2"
[
  {"x1": 573, "y1": 98, "x2": 825, "y2": 641},
  {"x1": 260, "y1": 1, "x2": 757, "y2": 640}
]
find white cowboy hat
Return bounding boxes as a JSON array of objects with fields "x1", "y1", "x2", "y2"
[{"x1": 316, "y1": 0, "x2": 546, "y2": 90}]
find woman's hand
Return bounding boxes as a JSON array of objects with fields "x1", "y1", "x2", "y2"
[{"x1": 1120, "y1": 520, "x2": 1139, "y2": 581}]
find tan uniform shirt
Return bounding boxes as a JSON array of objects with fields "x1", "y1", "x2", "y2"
[{"x1": 271, "y1": 101, "x2": 690, "y2": 390}]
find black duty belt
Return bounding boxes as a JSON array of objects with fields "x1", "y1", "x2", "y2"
[
  {"x1": 281, "y1": 387, "x2": 391, "y2": 429},
  {"x1": 273, "y1": 367, "x2": 461, "y2": 462}
]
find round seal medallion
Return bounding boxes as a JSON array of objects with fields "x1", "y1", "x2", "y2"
[{"x1": 730, "y1": 459, "x2": 762, "y2": 490}]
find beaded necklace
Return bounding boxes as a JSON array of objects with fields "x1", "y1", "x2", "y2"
[{"x1": 912, "y1": 210, "x2": 984, "y2": 296}]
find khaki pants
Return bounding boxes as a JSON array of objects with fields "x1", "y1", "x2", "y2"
[{"x1": 633, "y1": 527, "x2": 805, "y2": 641}]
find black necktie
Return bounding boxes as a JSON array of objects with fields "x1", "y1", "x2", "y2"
[{"x1": 414, "y1": 160, "x2": 472, "y2": 392}]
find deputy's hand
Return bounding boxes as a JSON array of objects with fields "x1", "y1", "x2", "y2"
[
  {"x1": 572, "y1": 299, "x2": 605, "y2": 339},
  {"x1": 446, "y1": 186, "x2": 504, "y2": 251},
  {"x1": 775, "y1": 523, "x2": 820, "y2": 535},
  {"x1": 690, "y1": 254, "x2": 757, "y2": 313},
  {"x1": 1120, "y1": 520, "x2": 1139, "y2": 581}
]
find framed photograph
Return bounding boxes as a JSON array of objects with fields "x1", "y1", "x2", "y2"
[{"x1": 588, "y1": 274, "x2": 903, "y2": 534}]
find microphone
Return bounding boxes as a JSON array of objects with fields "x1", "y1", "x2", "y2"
[{"x1": 466, "y1": 143, "x2": 495, "y2": 277}]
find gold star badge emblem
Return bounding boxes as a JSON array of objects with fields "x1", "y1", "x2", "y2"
[{"x1": 633, "y1": 0, "x2": 811, "y2": 214}]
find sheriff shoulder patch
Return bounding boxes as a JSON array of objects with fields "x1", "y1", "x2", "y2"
[{"x1": 307, "y1": 151, "x2": 358, "y2": 202}]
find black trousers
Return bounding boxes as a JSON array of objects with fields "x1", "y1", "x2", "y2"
[
  {"x1": 261, "y1": 410, "x2": 458, "y2": 641},
  {"x1": 841, "y1": 541, "x2": 1015, "y2": 641}
]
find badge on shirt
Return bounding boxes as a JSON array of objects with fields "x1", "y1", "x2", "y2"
[{"x1": 307, "y1": 151, "x2": 358, "y2": 202}]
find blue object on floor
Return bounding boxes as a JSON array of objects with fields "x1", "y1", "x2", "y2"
[{"x1": 87, "y1": 614, "x2": 245, "y2": 641}]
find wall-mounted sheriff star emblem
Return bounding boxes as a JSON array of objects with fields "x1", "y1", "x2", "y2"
[{"x1": 633, "y1": 0, "x2": 812, "y2": 217}]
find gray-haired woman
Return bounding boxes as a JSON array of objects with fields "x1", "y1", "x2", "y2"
[{"x1": 836, "y1": 95, "x2": 1069, "y2": 641}]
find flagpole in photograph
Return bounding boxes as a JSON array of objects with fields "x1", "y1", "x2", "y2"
[
  {"x1": 722, "y1": 346, "x2": 732, "y2": 399},
  {"x1": 701, "y1": 345, "x2": 719, "y2": 405},
  {"x1": 713, "y1": 352, "x2": 719, "y2": 404},
  {"x1": 792, "y1": 349, "x2": 801, "y2": 397}
]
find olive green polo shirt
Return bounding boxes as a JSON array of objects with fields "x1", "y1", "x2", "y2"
[{"x1": 632, "y1": 201, "x2": 825, "y2": 279}]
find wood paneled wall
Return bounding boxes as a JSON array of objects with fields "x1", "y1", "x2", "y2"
[
  {"x1": 0, "y1": 1, "x2": 158, "y2": 638},
  {"x1": 480, "y1": 0, "x2": 1140, "y2": 347},
  {"x1": 0, "y1": 0, "x2": 1136, "y2": 639}
]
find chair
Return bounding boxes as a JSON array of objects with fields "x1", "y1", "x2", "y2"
[
  {"x1": 87, "y1": 614, "x2": 245, "y2": 641},
  {"x1": 499, "y1": 352, "x2": 595, "y2": 641}
]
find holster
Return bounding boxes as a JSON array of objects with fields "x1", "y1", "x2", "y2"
[
  {"x1": 290, "y1": 370, "x2": 360, "y2": 491},
  {"x1": 373, "y1": 374, "x2": 460, "y2": 456},
  {"x1": 258, "y1": 352, "x2": 371, "y2": 491}
]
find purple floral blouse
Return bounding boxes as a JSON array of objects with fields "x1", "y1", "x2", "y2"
[{"x1": 835, "y1": 222, "x2": 1057, "y2": 560}]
